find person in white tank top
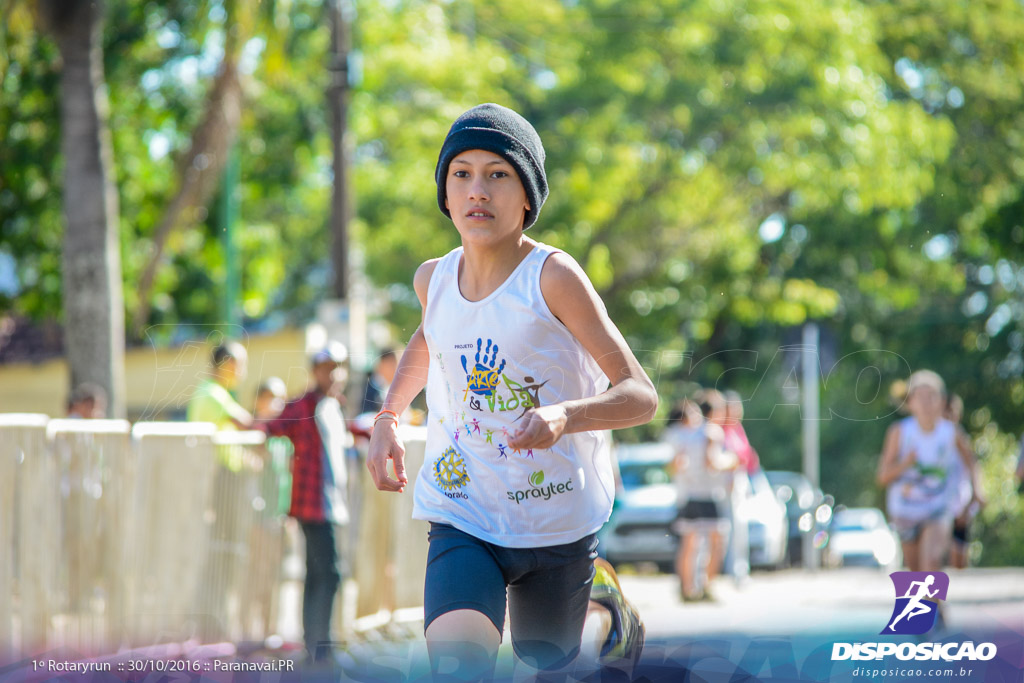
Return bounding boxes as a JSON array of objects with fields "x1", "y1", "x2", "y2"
[
  {"x1": 365, "y1": 104, "x2": 658, "y2": 680},
  {"x1": 663, "y1": 393, "x2": 734, "y2": 601},
  {"x1": 877, "y1": 370, "x2": 984, "y2": 573}
]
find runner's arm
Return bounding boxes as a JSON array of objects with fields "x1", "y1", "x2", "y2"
[
  {"x1": 876, "y1": 423, "x2": 913, "y2": 487},
  {"x1": 366, "y1": 259, "x2": 437, "y2": 492},
  {"x1": 226, "y1": 405, "x2": 254, "y2": 430},
  {"x1": 509, "y1": 252, "x2": 657, "y2": 449}
]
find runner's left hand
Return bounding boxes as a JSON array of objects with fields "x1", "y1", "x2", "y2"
[{"x1": 508, "y1": 404, "x2": 568, "y2": 449}]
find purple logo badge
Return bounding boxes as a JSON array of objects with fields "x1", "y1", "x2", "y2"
[{"x1": 882, "y1": 571, "x2": 949, "y2": 635}]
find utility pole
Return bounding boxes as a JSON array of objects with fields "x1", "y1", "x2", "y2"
[
  {"x1": 802, "y1": 322, "x2": 821, "y2": 570},
  {"x1": 321, "y1": 0, "x2": 369, "y2": 387},
  {"x1": 328, "y1": 0, "x2": 352, "y2": 300}
]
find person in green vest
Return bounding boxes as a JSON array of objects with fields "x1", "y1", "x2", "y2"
[
  {"x1": 188, "y1": 340, "x2": 253, "y2": 429},
  {"x1": 188, "y1": 340, "x2": 254, "y2": 471}
]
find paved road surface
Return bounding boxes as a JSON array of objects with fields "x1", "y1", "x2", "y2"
[
  {"x1": 617, "y1": 566, "x2": 1024, "y2": 638},
  {"x1": 275, "y1": 566, "x2": 1024, "y2": 680}
]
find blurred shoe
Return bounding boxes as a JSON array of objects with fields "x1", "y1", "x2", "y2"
[{"x1": 591, "y1": 558, "x2": 645, "y2": 669}]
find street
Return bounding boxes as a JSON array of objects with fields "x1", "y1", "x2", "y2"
[
  {"x1": 617, "y1": 566, "x2": 1024, "y2": 638},
  {"x1": 331, "y1": 566, "x2": 1024, "y2": 681}
]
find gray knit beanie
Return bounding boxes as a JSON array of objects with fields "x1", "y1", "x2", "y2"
[{"x1": 435, "y1": 103, "x2": 548, "y2": 229}]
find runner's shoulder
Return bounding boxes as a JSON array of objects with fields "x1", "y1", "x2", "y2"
[
  {"x1": 539, "y1": 250, "x2": 605, "y2": 318},
  {"x1": 540, "y1": 250, "x2": 588, "y2": 289},
  {"x1": 414, "y1": 258, "x2": 443, "y2": 308}
]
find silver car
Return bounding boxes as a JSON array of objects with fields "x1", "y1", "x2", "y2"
[
  {"x1": 825, "y1": 507, "x2": 903, "y2": 570},
  {"x1": 597, "y1": 443, "x2": 678, "y2": 571}
]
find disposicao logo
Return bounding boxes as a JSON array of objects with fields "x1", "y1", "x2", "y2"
[
  {"x1": 831, "y1": 571, "x2": 997, "y2": 663},
  {"x1": 883, "y1": 571, "x2": 949, "y2": 635}
]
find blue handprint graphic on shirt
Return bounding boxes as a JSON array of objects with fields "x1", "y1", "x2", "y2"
[{"x1": 461, "y1": 338, "x2": 507, "y2": 397}]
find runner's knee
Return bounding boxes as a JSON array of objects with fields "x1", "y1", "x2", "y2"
[{"x1": 426, "y1": 610, "x2": 500, "y2": 681}]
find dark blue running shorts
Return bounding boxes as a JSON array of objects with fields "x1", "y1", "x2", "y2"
[{"x1": 424, "y1": 522, "x2": 598, "y2": 670}]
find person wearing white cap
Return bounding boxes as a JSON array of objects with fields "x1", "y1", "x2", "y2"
[{"x1": 260, "y1": 341, "x2": 351, "y2": 664}]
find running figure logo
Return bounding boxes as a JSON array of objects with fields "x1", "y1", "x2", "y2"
[{"x1": 882, "y1": 571, "x2": 949, "y2": 635}]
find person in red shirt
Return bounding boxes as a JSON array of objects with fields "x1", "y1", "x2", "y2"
[
  {"x1": 719, "y1": 390, "x2": 759, "y2": 584},
  {"x1": 260, "y1": 342, "x2": 351, "y2": 664},
  {"x1": 722, "y1": 390, "x2": 760, "y2": 474}
]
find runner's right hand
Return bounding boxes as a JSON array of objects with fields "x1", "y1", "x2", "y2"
[
  {"x1": 367, "y1": 420, "x2": 409, "y2": 492},
  {"x1": 903, "y1": 449, "x2": 918, "y2": 472}
]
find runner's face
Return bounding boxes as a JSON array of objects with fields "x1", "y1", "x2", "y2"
[
  {"x1": 908, "y1": 385, "x2": 943, "y2": 421},
  {"x1": 445, "y1": 149, "x2": 530, "y2": 243}
]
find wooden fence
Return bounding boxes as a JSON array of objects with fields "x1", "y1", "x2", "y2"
[{"x1": 0, "y1": 414, "x2": 429, "y2": 658}]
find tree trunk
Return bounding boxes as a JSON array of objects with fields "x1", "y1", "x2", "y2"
[
  {"x1": 130, "y1": 56, "x2": 242, "y2": 340},
  {"x1": 328, "y1": 0, "x2": 352, "y2": 300},
  {"x1": 53, "y1": 0, "x2": 126, "y2": 418}
]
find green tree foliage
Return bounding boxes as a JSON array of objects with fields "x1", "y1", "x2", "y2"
[
  {"x1": 972, "y1": 427, "x2": 1024, "y2": 566},
  {"x1": 0, "y1": 4, "x2": 63, "y2": 317}
]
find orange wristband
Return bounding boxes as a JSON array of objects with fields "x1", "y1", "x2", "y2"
[{"x1": 374, "y1": 409, "x2": 399, "y2": 422}]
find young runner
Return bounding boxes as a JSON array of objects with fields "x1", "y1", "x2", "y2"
[
  {"x1": 876, "y1": 370, "x2": 984, "y2": 573},
  {"x1": 366, "y1": 103, "x2": 657, "y2": 679}
]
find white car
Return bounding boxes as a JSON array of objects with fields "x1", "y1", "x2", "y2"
[
  {"x1": 740, "y1": 469, "x2": 789, "y2": 569},
  {"x1": 825, "y1": 507, "x2": 902, "y2": 570}
]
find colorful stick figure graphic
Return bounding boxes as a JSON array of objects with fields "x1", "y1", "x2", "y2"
[
  {"x1": 470, "y1": 418, "x2": 481, "y2": 435},
  {"x1": 462, "y1": 338, "x2": 507, "y2": 397},
  {"x1": 454, "y1": 429, "x2": 460, "y2": 443},
  {"x1": 526, "y1": 449, "x2": 534, "y2": 459},
  {"x1": 465, "y1": 424, "x2": 472, "y2": 438},
  {"x1": 434, "y1": 447, "x2": 470, "y2": 491},
  {"x1": 512, "y1": 446, "x2": 522, "y2": 456},
  {"x1": 513, "y1": 376, "x2": 549, "y2": 421},
  {"x1": 497, "y1": 444, "x2": 508, "y2": 459},
  {"x1": 485, "y1": 429, "x2": 494, "y2": 444}
]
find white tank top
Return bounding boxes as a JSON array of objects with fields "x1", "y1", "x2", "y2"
[
  {"x1": 412, "y1": 243, "x2": 614, "y2": 547},
  {"x1": 663, "y1": 422, "x2": 729, "y2": 503},
  {"x1": 886, "y1": 417, "x2": 958, "y2": 521}
]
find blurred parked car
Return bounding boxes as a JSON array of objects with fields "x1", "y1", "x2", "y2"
[
  {"x1": 599, "y1": 444, "x2": 791, "y2": 572},
  {"x1": 825, "y1": 506, "x2": 902, "y2": 570},
  {"x1": 597, "y1": 442, "x2": 677, "y2": 572},
  {"x1": 741, "y1": 469, "x2": 789, "y2": 569},
  {"x1": 765, "y1": 470, "x2": 834, "y2": 566}
]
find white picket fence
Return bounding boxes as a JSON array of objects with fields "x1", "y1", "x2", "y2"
[{"x1": 0, "y1": 414, "x2": 428, "y2": 657}]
